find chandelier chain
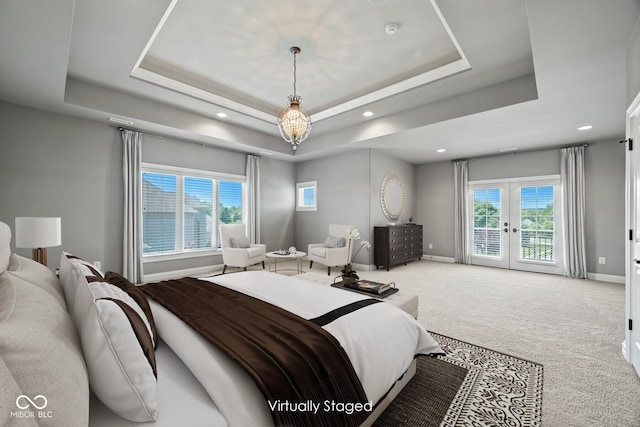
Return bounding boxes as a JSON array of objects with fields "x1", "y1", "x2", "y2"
[{"x1": 292, "y1": 50, "x2": 297, "y2": 98}]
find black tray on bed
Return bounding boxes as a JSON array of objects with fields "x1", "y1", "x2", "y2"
[{"x1": 331, "y1": 280, "x2": 399, "y2": 299}]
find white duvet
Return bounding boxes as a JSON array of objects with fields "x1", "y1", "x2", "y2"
[{"x1": 148, "y1": 271, "x2": 442, "y2": 427}]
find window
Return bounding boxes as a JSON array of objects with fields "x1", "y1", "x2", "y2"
[
  {"x1": 296, "y1": 181, "x2": 317, "y2": 211},
  {"x1": 141, "y1": 164, "x2": 246, "y2": 257}
]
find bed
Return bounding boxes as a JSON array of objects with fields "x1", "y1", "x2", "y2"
[{"x1": 0, "y1": 220, "x2": 442, "y2": 426}]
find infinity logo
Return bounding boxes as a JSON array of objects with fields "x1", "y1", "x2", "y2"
[{"x1": 16, "y1": 395, "x2": 48, "y2": 410}]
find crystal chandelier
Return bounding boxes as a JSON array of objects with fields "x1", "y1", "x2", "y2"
[{"x1": 277, "y1": 46, "x2": 312, "y2": 152}]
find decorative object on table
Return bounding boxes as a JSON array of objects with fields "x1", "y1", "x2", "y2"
[
  {"x1": 288, "y1": 246, "x2": 296, "y2": 253},
  {"x1": 15, "y1": 216, "x2": 61, "y2": 266},
  {"x1": 408, "y1": 215, "x2": 414, "y2": 223},
  {"x1": 331, "y1": 279, "x2": 399, "y2": 298},
  {"x1": 340, "y1": 228, "x2": 371, "y2": 283},
  {"x1": 277, "y1": 46, "x2": 312, "y2": 152},
  {"x1": 266, "y1": 250, "x2": 307, "y2": 274}
]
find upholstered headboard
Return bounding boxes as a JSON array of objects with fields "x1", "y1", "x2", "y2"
[
  {"x1": 0, "y1": 221, "x2": 11, "y2": 273},
  {"x1": 0, "y1": 220, "x2": 90, "y2": 426}
]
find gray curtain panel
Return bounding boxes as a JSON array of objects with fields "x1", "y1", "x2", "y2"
[
  {"x1": 121, "y1": 129, "x2": 143, "y2": 283},
  {"x1": 561, "y1": 146, "x2": 587, "y2": 278},
  {"x1": 246, "y1": 154, "x2": 261, "y2": 244},
  {"x1": 453, "y1": 160, "x2": 471, "y2": 264}
]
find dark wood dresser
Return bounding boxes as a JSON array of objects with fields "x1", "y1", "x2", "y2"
[{"x1": 374, "y1": 224, "x2": 423, "y2": 271}]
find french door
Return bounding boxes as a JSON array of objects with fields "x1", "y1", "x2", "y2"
[
  {"x1": 469, "y1": 178, "x2": 563, "y2": 275},
  {"x1": 625, "y1": 110, "x2": 640, "y2": 377}
]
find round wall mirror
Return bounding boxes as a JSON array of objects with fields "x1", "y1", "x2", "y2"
[{"x1": 380, "y1": 173, "x2": 406, "y2": 222}]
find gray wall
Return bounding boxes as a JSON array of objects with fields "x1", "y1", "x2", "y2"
[
  {"x1": 369, "y1": 150, "x2": 416, "y2": 226},
  {"x1": 0, "y1": 100, "x2": 625, "y2": 277},
  {"x1": 294, "y1": 150, "x2": 371, "y2": 265},
  {"x1": 468, "y1": 150, "x2": 561, "y2": 181},
  {"x1": 0, "y1": 101, "x2": 295, "y2": 276},
  {"x1": 584, "y1": 140, "x2": 626, "y2": 276},
  {"x1": 260, "y1": 156, "x2": 295, "y2": 251},
  {"x1": 0, "y1": 102, "x2": 123, "y2": 271},
  {"x1": 294, "y1": 149, "x2": 417, "y2": 266},
  {"x1": 369, "y1": 150, "x2": 416, "y2": 264},
  {"x1": 415, "y1": 141, "x2": 625, "y2": 276},
  {"x1": 627, "y1": 16, "x2": 640, "y2": 106},
  {"x1": 416, "y1": 161, "x2": 455, "y2": 258}
]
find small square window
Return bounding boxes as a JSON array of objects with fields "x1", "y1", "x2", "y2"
[{"x1": 296, "y1": 181, "x2": 317, "y2": 211}]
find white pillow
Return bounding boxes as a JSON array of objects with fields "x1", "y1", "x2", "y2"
[
  {"x1": 59, "y1": 253, "x2": 157, "y2": 422},
  {"x1": 230, "y1": 235, "x2": 250, "y2": 248},
  {"x1": 324, "y1": 235, "x2": 346, "y2": 248}
]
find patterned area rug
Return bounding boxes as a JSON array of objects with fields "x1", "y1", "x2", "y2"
[{"x1": 375, "y1": 331, "x2": 543, "y2": 427}]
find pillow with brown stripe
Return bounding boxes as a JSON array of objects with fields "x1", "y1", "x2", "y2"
[
  {"x1": 59, "y1": 254, "x2": 158, "y2": 422},
  {"x1": 64, "y1": 253, "x2": 104, "y2": 282},
  {"x1": 104, "y1": 271, "x2": 158, "y2": 349}
]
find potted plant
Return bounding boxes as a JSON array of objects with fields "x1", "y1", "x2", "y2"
[{"x1": 341, "y1": 228, "x2": 371, "y2": 286}]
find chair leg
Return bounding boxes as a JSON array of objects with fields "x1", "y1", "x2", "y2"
[
  {"x1": 309, "y1": 260, "x2": 313, "y2": 268},
  {"x1": 262, "y1": 261, "x2": 265, "y2": 269},
  {"x1": 244, "y1": 267, "x2": 247, "y2": 271},
  {"x1": 327, "y1": 266, "x2": 331, "y2": 276},
  {"x1": 222, "y1": 265, "x2": 227, "y2": 274}
]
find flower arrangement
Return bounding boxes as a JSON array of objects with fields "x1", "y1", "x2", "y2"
[{"x1": 341, "y1": 228, "x2": 371, "y2": 281}]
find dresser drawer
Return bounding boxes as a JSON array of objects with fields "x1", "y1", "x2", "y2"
[
  {"x1": 389, "y1": 234, "x2": 408, "y2": 245},
  {"x1": 390, "y1": 250, "x2": 407, "y2": 264}
]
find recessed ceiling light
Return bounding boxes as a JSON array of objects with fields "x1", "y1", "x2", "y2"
[
  {"x1": 108, "y1": 117, "x2": 133, "y2": 125},
  {"x1": 437, "y1": 148, "x2": 446, "y2": 153},
  {"x1": 499, "y1": 147, "x2": 518, "y2": 152},
  {"x1": 577, "y1": 125, "x2": 592, "y2": 131},
  {"x1": 362, "y1": 111, "x2": 374, "y2": 117},
  {"x1": 385, "y1": 23, "x2": 400, "y2": 35},
  {"x1": 216, "y1": 112, "x2": 228, "y2": 118}
]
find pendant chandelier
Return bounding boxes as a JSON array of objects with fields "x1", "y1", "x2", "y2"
[{"x1": 277, "y1": 46, "x2": 312, "y2": 152}]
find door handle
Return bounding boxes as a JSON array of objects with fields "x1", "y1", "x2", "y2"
[
  {"x1": 503, "y1": 228, "x2": 509, "y2": 233},
  {"x1": 512, "y1": 228, "x2": 519, "y2": 233}
]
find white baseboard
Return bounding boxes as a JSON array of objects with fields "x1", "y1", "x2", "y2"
[
  {"x1": 142, "y1": 264, "x2": 223, "y2": 283},
  {"x1": 422, "y1": 254, "x2": 455, "y2": 263},
  {"x1": 622, "y1": 340, "x2": 630, "y2": 363},
  {"x1": 586, "y1": 272, "x2": 625, "y2": 284}
]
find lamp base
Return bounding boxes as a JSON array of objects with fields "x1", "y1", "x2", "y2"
[{"x1": 32, "y1": 248, "x2": 48, "y2": 266}]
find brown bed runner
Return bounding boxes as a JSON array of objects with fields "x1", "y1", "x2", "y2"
[{"x1": 141, "y1": 277, "x2": 370, "y2": 427}]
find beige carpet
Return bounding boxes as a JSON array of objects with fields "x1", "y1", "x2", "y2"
[{"x1": 297, "y1": 260, "x2": 640, "y2": 427}]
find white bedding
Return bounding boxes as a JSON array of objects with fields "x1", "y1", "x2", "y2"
[
  {"x1": 150, "y1": 271, "x2": 442, "y2": 427},
  {"x1": 89, "y1": 339, "x2": 227, "y2": 427}
]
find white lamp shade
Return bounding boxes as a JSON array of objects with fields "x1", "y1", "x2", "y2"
[{"x1": 15, "y1": 217, "x2": 62, "y2": 248}]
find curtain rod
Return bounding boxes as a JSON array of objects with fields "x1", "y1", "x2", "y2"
[
  {"x1": 117, "y1": 126, "x2": 260, "y2": 158},
  {"x1": 452, "y1": 143, "x2": 589, "y2": 163},
  {"x1": 117, "y1": 126, "x2": 211, "y2": 149}
]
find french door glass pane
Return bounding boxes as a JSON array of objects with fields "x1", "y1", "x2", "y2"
[
  {"x1": 184, "y1": 177, "x2": 213, "y2": 250},
  {"x1": 520, "y1": 186, "x2": 555, "y2": 262},
  {"x1": 142, "y1": 172, "x2": 177, "y2": 254},
  {"x1": 473, "y1": 189, "x2": 502, "y2": 257}
]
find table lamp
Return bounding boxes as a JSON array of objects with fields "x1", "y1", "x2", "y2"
[{"x1": 15, "y1": 217, "x2": 61, "y2": 266}]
